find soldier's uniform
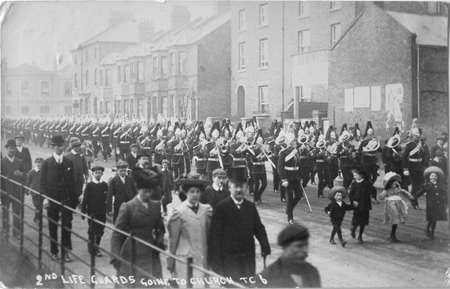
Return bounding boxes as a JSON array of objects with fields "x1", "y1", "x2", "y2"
[
  {"x1": 298, "y1": 142, "x2": 314, "y2": 188},
  {"x1": 248, "y1": 145, "x2": 267, "y2": 203},
  {"x1": 403, "y1": 137, "x2": 430, "y2": 208},
  {"x1": 100, "y1": 124, "x2": 112, "y2": 161},
  {"x1": 314, "y1": 143, "x2": 329, "y2": 198},
  {"x1": 338, "y1": 142, "x2": 355, "y2": 189},
  {"x1": 278, "y1": 144, "x2": 303, "y2": 223},
  {"x1": 118, "y1": 129, "x2": 132, "y2": 160},
  {"x1": 359, "y1": 137, "x2": 379, "y2": 184}
]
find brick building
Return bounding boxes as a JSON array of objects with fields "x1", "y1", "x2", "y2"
[
  {"x1": 3, "y1": 64, "x2": 73, "y2": 117},
  {"x1": 97, "y1": 12, "x2": 231, "y2": 121},
  {"x1": 328, "y1": 3, "x2": 448, "y2": 140},
  {"x1": 230, "y1": 1, "x2": 360, "y2": 122}
]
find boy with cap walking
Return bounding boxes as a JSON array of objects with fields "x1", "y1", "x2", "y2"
[
  {"x1": 259, "y1": 224, "x2": 321, "y2": 288},
  {"x1": 107, "y1": 160, "x2": 136, "y2": 222},
  {"x1": 324, "y1": 186, "x2": 354, "y2": 247},
  {"x1": 81, "y1": 166, "x2": 108, "y2": 256},
  {"x1": 200, "y1": 168, "x2": 229, "y2": 209},
  {"x1": 26, "y1": 157, "x2": 44, "y2": 223}
]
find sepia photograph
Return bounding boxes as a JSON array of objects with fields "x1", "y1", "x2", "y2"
[{"x1": 0, "y1": 0, "x2": 449, "y2": 288}]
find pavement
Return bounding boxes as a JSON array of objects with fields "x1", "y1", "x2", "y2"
[{"x1": 1, "y1": 143, "x2": 449, "y2": 288}]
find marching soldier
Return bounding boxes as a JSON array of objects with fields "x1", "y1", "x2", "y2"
[
  {"x1": 118, "y1": 126, "x2": 132, "y2": 160},
  {"x1": 359, "y1": 121, "x2": 380, "y2": 184},
  {"x1": 314, "y1": 137, "x2": 329, "y2": 199},
  {"x1": 249, "y1": 131, "x2": 268, "y2": 205},
  {"x1": 403, "y1": 126, "x2": 430, "y2": 209},
  {"x1": 338, "y1": 128, "x2": 355, "y2": 189},
  {"x1": 278, "y1": 133, "x2": 303, "y2": 224},
  {"x1": 326, "y1": 127, "x2": 339, "y2": 188}
]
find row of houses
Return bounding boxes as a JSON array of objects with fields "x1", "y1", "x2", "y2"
[{"x1": 71, "y1": 10, "x2": 230, "y2": 121}]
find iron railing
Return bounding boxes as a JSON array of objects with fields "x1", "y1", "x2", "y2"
[{"x1": 0, "y1": 174, "x2": 245, "y2": 288}]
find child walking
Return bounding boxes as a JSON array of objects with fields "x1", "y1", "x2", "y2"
[
  {"x1": 26, "y1": 157, "x2": 44, "y2": 223},
  {"x1": 379, "y1": 172, "x2": 414, "y2": 242},
  {"x1": 81, "y1": 166, "x2": 108, "y2": 256},
  {"x1": 324, "y1": 186, "x2": 353, "y2": 247},
  {"x1": 415, "y1": 166, "x2": 448, "y2": 240},
  {"x1": 349, "y1": 166, "x2": 377, "y2": 243}
]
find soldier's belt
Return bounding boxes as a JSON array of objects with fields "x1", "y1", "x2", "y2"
[
  {"x1": 208, "y1": 158, "x2": 219, "y2": 162},
  {"x1": 233, "y1": 158, "x2": 246, "y2": 161},
  {"x1": 252, "y1": 162, "x2": 265, "y2": 165},
  {"x1": 102, "y1": 134, "x2": 110, "y2": 137},
  {"x1": 364, "y1": 153, "x2": 377, "y2": 157},
  {"x1": 142, "y1": 147, "x2": 151, "y2": 150},
  {"x1": 315, "y1": 160, "x2": 326, "y2": 163},
  {"x1": 196, "y1": 158, "x2": 207, "y2": 161},
  {"x1": 409, "y1": 158, "x2": 423, "y2": 162},
  {"x1": 119, "y1": 141, "x2": 130, "y2": 144},
  {"x1": 285, "y1": 166, "x2": 299, "y2": 171}
]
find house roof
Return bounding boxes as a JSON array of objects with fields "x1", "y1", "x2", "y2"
[
  {"x1": 387, "y1": 11, "x2": 447, "y2": 46},
  {"x1": 79, "y1": 20, "x2": 140, "y2": 48},
  {"x1": 7, "y1": 64, "x2": 53, "y2": 75}
]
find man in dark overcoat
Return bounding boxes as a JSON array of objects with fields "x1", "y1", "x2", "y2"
[
  {"x1": 14, "y1": 135, "x2": 32, "y2": 172},
  {"x1": 208, "y1": 175, "x2": 271, "y2": 283},
  {"x1": 40, "y1": 135, "x2": 75, "y2": 261},
  {"x1": 1, "y1": 139, "x2": 26, "y2": 238}
]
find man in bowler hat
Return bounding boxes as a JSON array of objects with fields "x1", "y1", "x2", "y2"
[{"x1": 40, "y1": 135, "x2": 75, "y2": 261}]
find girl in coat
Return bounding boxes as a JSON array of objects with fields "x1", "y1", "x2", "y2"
[
  {"x1": 378, "y1": 172, "x2": 414, "y2": 243},
  {"x1": 349, "y1": 166, "x2": 377, "y2": 243},
  {"x1": 415, "y1": 166, "x2": 448, "y2": 240}
]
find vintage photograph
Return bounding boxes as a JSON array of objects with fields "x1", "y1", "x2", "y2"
[{"x1": 0, "y1": 0, "x2": 449, "y2": 288}]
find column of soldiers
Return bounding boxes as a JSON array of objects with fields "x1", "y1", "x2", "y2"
[{"x1": 1, "y1": 116, "x2": 448, "y2": 221}]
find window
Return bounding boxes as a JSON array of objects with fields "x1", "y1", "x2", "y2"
[
  {"x1": 73, "y1": 54, "x2": 77, "y2": 64},
  {"x1": 105, "y1": 69, "x2": 110, "y2": 86},
  {"x1": 258, "y1": 85, "x2": 269, "y2": 113},
  {"x1": 259, "y1": 4, "x2": 268, "y2": 26},
  {"x1": 298, "y1": 1, "x2": 308, "y2": 17},
  {"x1": 130, "y1": 62, "x2": 136, "y2": 81},
  {"x1": 153, "y1": 56, "x2": 159, "y2": 76},
  {"x1": 427, "y1": 1, "x2": 441, "y2": 14},
  {"x1": 161, "y1": 56, "x2": 168, "y2": 76},
  {"x1": 297, "y1": 30, "x2": 310, "y2": 54},
  {"x1": 41, "y1": 81, "x2": 49, "y2": 96},
  {"x1": 21, "y1": 80, "x2": 30, "y2": 92},
  {"x1": 94, "y1": 68, "x2": 98, "y2": 85},
  {"x1": 178, "y1": 52, "x2": 186, "y2": 74},
  {"x1": 64, "y1": 81, "x2": 71, "y2": 97},
  {"x1": 117, "y1": 66, "x2": 121, "y2": 83},
  {"x1": 94, "y1": 47, "x2": 97, "y2": 59},
  {"x1": 21, "y1": 106, "x2": 29, "y2": 114},
  {"x1": 100, "y1": 70, "x2": 104, "y2": 86},
  {"x1": 74, "y1": 73, "x2": 78, "y2": 88},
  {"x1": 170, "y1": 52, "x2": 176, "y2": 75},
  {"x1": 238, "y1": 42, "x2": 246, "y2": 70},
  {"x1": 238, "y1": 9, "x2": 246, "y2": 31},
  {"x1": 138, "y1": 62, "x2": 144, "y2": 81},
  {"x1": 296, "y1": 85, "x2": 312, "y2": 102},
  {"x1": 81, "y1": 72, "x2": 84, "y2": 90},
  {"x1": 85, "y1": 70, "x2": 89, "y2": 88},
  {"x1": 84, "y1": 50, "x2": 88, "y2": 63},
  {"x1": 329, "y1": 1, "x2": 339, "y2": 10},
  {"x1": 40, "y1": 105, "x2": 50, "y2": 114},
  {"x1": 6, "y1": 82, "x2": 11, "y2": 95},
  {"x1": 124, "y1": 65, "x2": 128, "y2": 82},
  {"x1": 258, "y1": 38, "x2": 268, "y2": 68},
  {"x1": 330, "y1": 23, "x2": 341, "y2": 47}
]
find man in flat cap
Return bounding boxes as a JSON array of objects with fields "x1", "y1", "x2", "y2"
[
  {"x1": 1, "y1": 139, "x2": 26, "y2": 239},
  {"x1": 200, "y1": 168, "x2": 229, "y2": 209},
  {"x1": 107, "y1": 160, "x2": 136, "y2": 222},
  {"x1": 259, "y1": 224, "x2": 321, "y2": 288},
  {"x1": 40, "y1": 135, "x2": 75, "y2": 262},
  {"x1": 65, "y1": 137, "x2": 88, "y2": 208}
]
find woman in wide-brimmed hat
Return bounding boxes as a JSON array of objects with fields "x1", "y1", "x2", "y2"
[
  {"x1": 378, "y1": 172, "x2": 414, "y2": 243},
  {"x1": 415, "y1": 166, "x2": 448, "y2": 240}
]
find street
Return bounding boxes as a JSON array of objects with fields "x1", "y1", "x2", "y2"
[{"x1": 6, "y1": 143, "x2": 448, "y2": 288}]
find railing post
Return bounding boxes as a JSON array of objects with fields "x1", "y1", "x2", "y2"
[
  {"x1": 38, "y1": 194, "x2": 43, "y2": 270},
  {"x1": 89, "y1": 222, "x2": 96, "y2": 289},
  {"x1": 19, "y1": 183, "x2": 24, "y2": 253},
  {"x1": 186, "y1": 257, "x2": 193, "y2": 288},
  {"x1": 130, "y1": 233, "x2": 136, "y2": 277},
  {"x1": 60, "y1": 200, "x2": 66, "y2": 277}
]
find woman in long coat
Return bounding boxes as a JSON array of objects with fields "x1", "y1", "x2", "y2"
[
  {"x1": 416, "y1": 166, "x2": 448, "y2": 239},
  {"x1": 378, "y1": 172, "x2": 414, "y2": 242},
  {"x1": 167, "y1": 177, "x2": 212, "y2": 287},
  {"x1": 110, "y1": 168, "x2": 165, "y2": 284}
]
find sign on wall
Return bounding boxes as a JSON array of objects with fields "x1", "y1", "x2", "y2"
[{"x1": 385, "y1": 83, "x2": 404, "y2": 130}]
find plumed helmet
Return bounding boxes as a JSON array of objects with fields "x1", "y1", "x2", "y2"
[
  {"x1": 339, "y1": 130, "x2": 352, "y2": 143},
  {"x1": 386, "y1": 134, "x2": 401, "y2": 148},
  {"x1": 316, "y1": 139, "x2": 326, "y2": 149},
  {"x1": 285, "y1": 132, "x2": 296, "y2": 145},
  {"x1": 363, "y1": 138, "x2": 380, "y2": 152},
  {"x1": 297, "y1": 133, "x2": 308, "y2": 144}
]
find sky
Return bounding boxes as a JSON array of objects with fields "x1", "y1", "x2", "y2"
[{"x1": 1, "y1": 0, "x2": 218, "y2": 71}]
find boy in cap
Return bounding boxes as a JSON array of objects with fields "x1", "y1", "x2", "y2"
[
  {"x1": 107, "y1": 160, "x2": 136, "y2": 222},
  {"x1": 200, "y1": 168, "x2": 229, "y2": 209},
  {"x1": 259, "y1": 224, "x2": 321, "y2": 288},
  {"x1": 324, "y1": 186, "x2": 353, "y2": 247},
  {"x1": 81, "y1": 166, "x2": 108, "y2": 257},
  {"x1": 26, "y1": 157, "x2": 44, "y2": 223},
  {"x1": 161, "y1": 158, "x2": 174, "y2": 215}
]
